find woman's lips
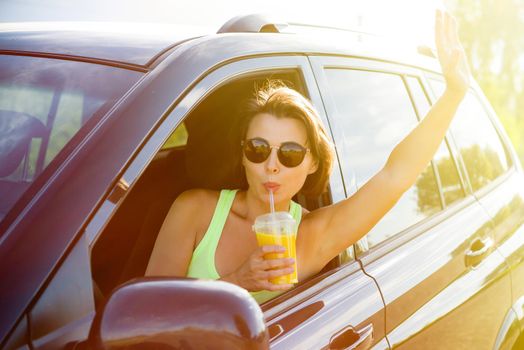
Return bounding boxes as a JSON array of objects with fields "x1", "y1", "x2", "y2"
[{"x1": 263, "y1": 182, "x2": 281, "y2": 192}]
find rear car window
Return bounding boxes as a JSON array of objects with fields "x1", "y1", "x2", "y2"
[
  {"x1": 324, "y1": 69, "x2": 441, "y2": 252},
  {"x1": 430, "y1": 79, "x2": 511, "y2": 192},
  {"x1": 0, "y1": 55, "x2": 141, "y2": 225}
]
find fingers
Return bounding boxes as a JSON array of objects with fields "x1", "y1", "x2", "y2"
[
  {"x1": 435, "y1": 9, "x2": 446, "y2": 57},
  {"x1": 259, "y1": 279, "x2": 294, "y2": 291},
  {"x1": 450, "y1": 15, "x2": 460, "y2": 47},
  {"x1": 444, "y1": 10, "x2": 454, "y2": 47},
  {"x1": 436, "y1": 10, "x2": 460, "y2": 47},
  {"x1": 250, "y1": 245, "x2": 296, "y2": 291},
  {"x1": 435, "y1": 9, "x2": 465, "y2": 71},
  {"x1": 250, "y1": 266, "x2": 295, "y2": 291},
  {"x1": 261, "y1": 257, "x2": 295, "y2": 270},
  {"x1": 263, "y1": 266, "x2": 295, "y2": 279},
  {"x1": 258, "y1": 244, "x2": 286, "y2": 257},
  {"x1": 247, "y1": 265, "x2": 295, "y2": 292}
]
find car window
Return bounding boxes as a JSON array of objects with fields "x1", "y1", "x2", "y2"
[
  {"x1": 161, "y1": 122, "x2": 188, "y2": 150},
  {"x1": 28, "y1": 234, "x2": 94, "y2": 347},
  {"x1": 323, "y1": 69, "x2": 441, "y2": 252},
  {"x1": 406, "y1": 76, "x2": 465, "y2": 207},
  {"x1": 89, "y1": 67, "x2": 340, "y2": 302},
  {"x1": 430, "y1": 79, "x2": 511, "y2": 192},
  {"x1": 0, "y1": 55, "x2": 141, "y2": 226}
]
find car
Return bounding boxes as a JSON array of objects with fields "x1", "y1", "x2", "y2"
[{"x1": 1, "y1": 14, "x2": 524, "y2": 350}]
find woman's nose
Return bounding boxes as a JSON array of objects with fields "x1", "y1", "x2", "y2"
[{"x1": 265, "y1": 148, "x2": 280, "y2": 174}]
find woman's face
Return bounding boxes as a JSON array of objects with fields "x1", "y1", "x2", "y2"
[{"x1": 242, "y1": 113, "x2": 318, "y2": 205}]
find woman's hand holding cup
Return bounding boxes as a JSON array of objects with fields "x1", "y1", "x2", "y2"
[{"x1": 225, "y1": 245, "x2": 296, "y2": 292}]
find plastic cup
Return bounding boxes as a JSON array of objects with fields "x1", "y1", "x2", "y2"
[{"x1": 253, "y1": 212, "x2": 298, "y2": 284}]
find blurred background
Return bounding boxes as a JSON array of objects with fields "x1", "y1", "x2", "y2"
[
  {"x1": 1, "y1": 0, "x2": 523, "y2": 165},
  {"x1": 451, "y1": 0, "x2": 524, "y2": 167}
]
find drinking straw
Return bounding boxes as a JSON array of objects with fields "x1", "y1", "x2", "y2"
[{"x1": 269, "y1": 189, "x2": 275, "y2": 213}]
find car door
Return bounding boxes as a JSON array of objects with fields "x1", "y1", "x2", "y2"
[
  {"x1": 427, "y1": 77, "x2": 524, "y2": 348},
  {"x1": 0, "y1": 55, "x2": 143, "y2": 349},
  {"x1": 310, "y1": 55, "x2": 512, "y2": 349},
  {"x1": 85, "y1": 55, "x2": 389, "y2": 350}
]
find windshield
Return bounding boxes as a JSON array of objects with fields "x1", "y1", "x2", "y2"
[{"x1": 0, "y1": 54, "x2": 142, "y2": 225}]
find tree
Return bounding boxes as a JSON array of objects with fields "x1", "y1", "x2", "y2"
[{"x1": 450, "y1": 0, "x2": 524, "y2": 165}]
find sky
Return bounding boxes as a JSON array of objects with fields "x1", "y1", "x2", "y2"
[{"x1": 1, "y1": 0, "x2": 445, "y2": 46}]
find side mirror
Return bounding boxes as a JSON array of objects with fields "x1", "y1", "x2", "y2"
[{"x1": 88, "y1": 277, "x2": 269, "y2": 349}]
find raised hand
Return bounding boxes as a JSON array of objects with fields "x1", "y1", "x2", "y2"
[{"x1": 435, "y1": 10, "x2": 471, "y2": 96}]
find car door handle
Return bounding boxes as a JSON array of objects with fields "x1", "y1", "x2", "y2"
[
  {"x1": 267, "y1": 301, "x2": 324, "y2": 341},
  {"x1": 329, "y1": 323, "x2": 373, "y2": 350},
  {"x1": 268, "y1": 323, "x2": 284, "y2": 341},
  {"x1": 465, "y1": 237, "x2": 493, "y2": 267}
]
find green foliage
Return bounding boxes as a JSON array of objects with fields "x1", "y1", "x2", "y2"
[
  {"x1": 162, "y1": 123, "x2": 188, "y2": 149},
  {"x1": 451, "y1": 0, "x2": 524, "y2": 166},
  {"x1": 415, "y1": 144, "x2": 506, "y2": 210}
]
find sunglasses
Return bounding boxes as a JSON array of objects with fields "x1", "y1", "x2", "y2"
[{"x1": 241, "y1": 137, "x2": 310, "y2": 168}]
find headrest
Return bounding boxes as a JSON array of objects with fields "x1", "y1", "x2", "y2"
[
  {"x1": 0, "y1": 110, "x2": 47, "y2": 178},
  {"x1": 184, "y1": 113, "x2": 241, "y2": 190}
]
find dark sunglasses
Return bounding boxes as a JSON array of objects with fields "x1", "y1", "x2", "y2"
[{"x1": 241, "y1": 137, "x2": 310, "y2": 168}]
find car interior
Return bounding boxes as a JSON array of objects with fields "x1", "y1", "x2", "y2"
[
  {"x1": 90, "y1": 70, "x2": 337, "y2": 306},
  {"x1": 0, "y1": 110, "x2": 47, "y2": 222}
]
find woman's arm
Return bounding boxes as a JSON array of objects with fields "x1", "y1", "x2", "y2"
[
  {"x1": 145, "y1": 189, "x2": 205, "y2": 276},
  {"x1": 308, "y1": 11, "x2": 471, "y2": 264}
]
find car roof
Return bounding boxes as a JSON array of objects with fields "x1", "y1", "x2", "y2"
[
  {"x1": 0, "y1": 19, "x2": 441, "y2": 73},
  {"x1": 0, "y1": 22, "x2": 213, "y2": 69}
]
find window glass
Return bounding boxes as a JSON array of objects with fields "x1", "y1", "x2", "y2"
[
  {"x1": 324, "y1": 69, "x2": 441, "y2": 251},
  {"x1": 161, "y1": 122, "x2": 188, "y2": 149},
  {"x1": 405, "y1": 76, "x2": 430, "y2": 116},
  {"x1": 30, "y1": 234, "x2": 94, "y2": 343},
  {"x1": 0, "y1": 55, "x2": 141, "y2": 225},
  {"x1": 406, "y1": 77, "x2": 465, "y2": 206},
  {"x1": 430, "y1": 79, "x2": 510, "y2": 191}
]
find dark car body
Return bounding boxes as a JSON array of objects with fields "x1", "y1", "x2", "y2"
[{"x1": 1, "y1": 17, "x2": 524, "y2": 350}]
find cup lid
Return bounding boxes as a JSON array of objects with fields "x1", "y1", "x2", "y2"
[{"x1": 253, "y1": 211, "x2": 295, "y2": 231}]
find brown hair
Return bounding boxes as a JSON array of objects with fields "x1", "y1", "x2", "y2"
[{"x1": 234, "y1": 80, "x2": 335, "y2": 196}]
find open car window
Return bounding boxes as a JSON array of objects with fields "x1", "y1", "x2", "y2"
[{"x1": 89, "y1": 67, "x2": 342, "y2": 307}]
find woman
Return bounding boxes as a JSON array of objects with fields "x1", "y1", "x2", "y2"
[{"x1": 146, "y1": 10, "x2": 470, "y2": 304}]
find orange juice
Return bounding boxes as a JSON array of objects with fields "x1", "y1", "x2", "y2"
[
  {"x1": 253, "y1": 211, "x2": 298, "y2": 285},
  {"x1": 255, "y1": 231, "x2": 297, "y2": 284}
]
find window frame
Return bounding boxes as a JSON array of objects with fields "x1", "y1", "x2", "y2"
[
  {"x1": 423, "y1": 72, "x2": 518, "y2": 199},
  {"x1": 28, "y1": 233, "x2": 94, "y2": 348},
  {"x1": 82, "y1": 54, "x2": 356, "y2": 310},
  {"x1": 406, "y1": 75, "x2": 467, "y2": 209},
  {"x1": 309, "y1": 55, "x2": 475, "y2": 261}
]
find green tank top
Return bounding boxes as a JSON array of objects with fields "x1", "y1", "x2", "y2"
[{"x1": 186, "y1": 189, "x2": 302, "y2": 304}]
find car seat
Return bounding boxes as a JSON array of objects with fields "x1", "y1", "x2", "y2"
[{"x1": 91, "y1": 148, "x2": 189, "y2": 296}]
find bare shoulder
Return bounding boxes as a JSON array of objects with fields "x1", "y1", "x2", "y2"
[
  {"x1": 168, "y1": 188, "x2": 219, "y2": 224},
  {"x1": 174, "y1": 188, "x2": 218, "y2": 208},
  {"x1": 168, "y1": 188, "x2": 220, "y2": 227},
  {"x1": 146, "y1": 188, "x2": 220, "y2": 276}
]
